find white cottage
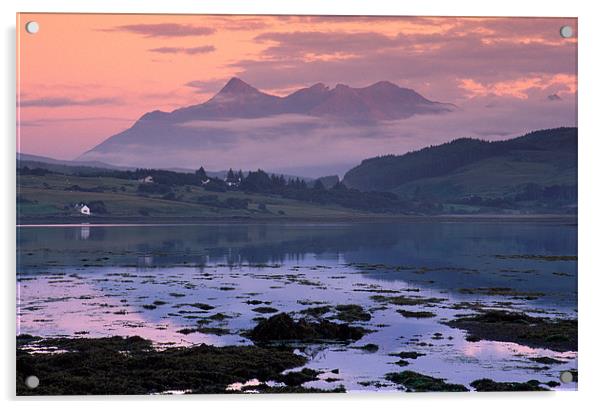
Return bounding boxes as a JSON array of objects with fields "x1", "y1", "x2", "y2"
[
  {"x1": 75, "y1": 203, "x2": 91, "y2": 216},
  {"x1": 138, "y1": 176, "x2": 154, "y2": 183}
]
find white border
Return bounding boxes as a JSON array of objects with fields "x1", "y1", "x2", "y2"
[{"x1": 2, "y1": 1, "x2": 601, "y2": 408}]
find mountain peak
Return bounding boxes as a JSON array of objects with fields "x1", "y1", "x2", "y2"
[
  {"x1": 218, "y1": 77, "x2": 259, "y2": 95},
  {"x1": 309, "y1": 83, "x2": 328, "y2": 91},
  {"x1": 368, "y1": 80, "x2": 398, "y2": 89}
]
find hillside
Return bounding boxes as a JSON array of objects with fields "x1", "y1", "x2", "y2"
[{"x1": 343, "y1": 127, "x2": 577, "y2": 212}]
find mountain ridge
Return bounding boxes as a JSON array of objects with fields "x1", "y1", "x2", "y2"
[
  {"x1": 77, "y1": 78, "x2": 455, "y2": 170},
  {"x1": 132, "y1": 77, "x2": 454, "y2": 123}
]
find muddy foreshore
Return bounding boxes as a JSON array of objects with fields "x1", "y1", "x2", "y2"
[{"x1": 17, "y1": 308, "x2": 577, "y2": 395}]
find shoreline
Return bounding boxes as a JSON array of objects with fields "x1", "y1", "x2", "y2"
[{"x1": 17, "y1": 214, "x2": 578, "y2": 226}]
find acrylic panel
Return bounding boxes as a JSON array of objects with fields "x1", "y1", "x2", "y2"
[{"x1": 16, "y1": 13, "x2": 578, "y2": 395}]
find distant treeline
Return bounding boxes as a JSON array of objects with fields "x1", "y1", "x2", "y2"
[
  {"x1": 237, "y1": 169, "x2": 414, "y2": 213},
  {"x1": 199, "y1": 168, "x2": 416, "y2": 213},
  {"x1": 17, "y1": 165, "x2": 419, "y2": 214}
]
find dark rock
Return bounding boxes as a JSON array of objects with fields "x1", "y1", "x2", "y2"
[
  {"x1": 17, "y1": 335, "x2": 307, "y2": 395},
  {"x1": 445, "y1": 310, "x2": 577, "y2": 352},
  {"x1": 247, "y1": 313, "x2": 368, "y2": 343},
  {"x1": 397, "y1": 309, "x2": 436, "y2": 318},
  {"x1": 333, "y1": 304, "x2": 371, "y2": 322},
  {"x1": 274, "y1": 368, "x2": 321, "y2": 386},
  {"x1": 528, "y1": 356, "x2": 566, "y2": 365},
  {"x1": 252, "y1": 307, "x2": 279, "y2": 314},
  {"x1": 389, "y1": 351, "x2": 425, "y2": 360},
  {"x1": 385, "y1": 371, "x2": 468, "y2": 392},
  {"x1": 351, "y1": 343, "x2": 379, "y2": 353},
  {"x1": 470, "y1": 378, "x2": 549, "y2": 392}
]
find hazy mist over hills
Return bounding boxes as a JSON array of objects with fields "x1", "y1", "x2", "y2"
[
  {"x1": 72, "y1": 77, "x2": 576, "y2": 178},
  {"x1": 77, "y1": 78, "x2": 458, "y2": 177}
]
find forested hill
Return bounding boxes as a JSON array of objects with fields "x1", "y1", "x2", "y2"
[{"x1": 343, "y1": 127, "x2": 577, "y2": 194}]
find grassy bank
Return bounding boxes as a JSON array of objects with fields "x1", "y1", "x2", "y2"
[{"x1": 17, "y1": 172, "x2": 365, "y2": 221}]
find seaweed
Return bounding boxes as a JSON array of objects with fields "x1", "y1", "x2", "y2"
[
  {"x1": 351, "y1": 343, "x2": 379, "y2": 353},
  {"x1": 470, "y1": 378, "x2": 549, "y2": 392},
  {"x1": 332, "y1": 304, "x2": 371, "y2": 322},
  {"x1": 17, "y1": 335, "x2": 306, "y2": 395},
  {"x1": 246, "y1": 313, "x2": 369, "y2": 343},
  {"x1": 299, "y1": 305, "x2": 332, "y2": 317},
  {"x1": 252, "y1": 307, "x2": 279, "y2": 314},
  {"x1": 458, "y1": 287, "x2": 544, "y2": 299},
  {"x1": 396, "y1": 310, "x2": 436, "y2": 318},
  {"x1": 445, "y1": 310, "x2": 577, "y2": 352},
  {"x1": 388, "y1": 351, "x2": 425, "y2": 360},
  {"x1": 385, "y1": 371, "x2": 468, "y2": 392},
  {"x1": 528, "y1": 356, "x2": 566, "y2": 365},
  {"x1": 370, "y1": 295, "x2": 445, "y2": 306},
  {"x1": 274, "y1": 368, "x2": 321, "y2": 386}
]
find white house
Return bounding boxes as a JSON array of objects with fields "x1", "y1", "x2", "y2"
[
  {"x1": 138, "y1": 176, "x2": 154, "y2": 183},
  {"x1": 75, "y1": 203, "x2": 91, "y2": 216},
  {"x1": 225, "y1": 176, "x2": 242, "y2": 188}
]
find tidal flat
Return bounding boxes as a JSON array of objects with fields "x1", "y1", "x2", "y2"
[{"x1": 16, "y1": 222, "x2": 578, "y2": 394}]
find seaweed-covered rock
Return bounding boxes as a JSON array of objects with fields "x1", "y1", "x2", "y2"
[
  {"x1": 299, "y1": 305, "x2": 332, "y2": 317},
  {"x1": 385, "y1": 371, "x2": 468, "y2": 392},
  {"x1": 16, "y1": 335, "x2": 306, "y2": 395},
  {"x1": 243, "y1": 384, "x2": 346, "y2": 393},
  {"x1": 371, "y1": 295, "x2": 445, "y2": 306},
  {"x1": 389, "y1": 351, "x2": 425, "y2": 360},
  {"x1": 247, "y1": 313, "x2": 368, "y2": 343},
  {"x1": 274, "y1": 368, "x2": 321, "y2": 386},
  {"x1": 445, "y1": 310, "x2": 577, "y2": 352},
  {"x1": 470, "y1": 378, "x2": 549, "y2": 391},
  {"x1": 397, "y1": 309, "x2": 436, "y2": 318},
  {"x1": 333, "y1": 304, "x2": 371, "y2": 322},
  {"x1": 528, "y1": 356, "x2": 566, "y2": 365},
  {"x1": 252, "y1": 307, "x2": 279, "y2": 314},
  {"x1": 351, "y1": 343, "x2": 379, "y2": 353}
]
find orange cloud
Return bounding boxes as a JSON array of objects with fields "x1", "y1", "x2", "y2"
[{"x1": 459, "y1": 74, "x2": 577, "y2": 99}]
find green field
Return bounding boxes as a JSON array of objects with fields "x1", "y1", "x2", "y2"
[{"x1": 17, "y1": 173, "x2": 365, "y2": 222}]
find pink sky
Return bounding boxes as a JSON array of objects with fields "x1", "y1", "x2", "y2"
[{"x1": 17, "y1": 14, "x2": 577, "y2": 161}]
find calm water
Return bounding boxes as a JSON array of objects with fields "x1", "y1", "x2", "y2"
[{"x1": 16, "y1": 221, "x2": 578, "y2": 392}]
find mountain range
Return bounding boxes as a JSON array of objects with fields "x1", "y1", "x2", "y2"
[{"x1": 77, "y1": 78, "x2": 455, "y2": 170}]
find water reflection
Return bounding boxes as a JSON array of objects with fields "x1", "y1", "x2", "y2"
[
  {"x1": 18, "y1": 222, "x2": 577, "y2": 301},
  {"x1": 16, "y1": 222, "x2": 578, "y2": 391}
]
